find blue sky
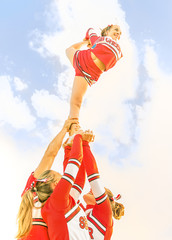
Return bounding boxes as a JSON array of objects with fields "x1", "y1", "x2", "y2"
[
  {"x1": 0, "y1": 0, "x2": 172, "y2": 239},
  {"x1": 119, "y1": 0, "x2": 172, "y2": 71}
]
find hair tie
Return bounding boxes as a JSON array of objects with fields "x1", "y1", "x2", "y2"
[
  {"x1": 36, "y1": 178, "x2": 48, "y2": 183},
  {"x1": 110, "y1": 194, "x2": 121, "y2": 202},
  {"x1": 107, "y1": 24, "x2": 113, "y2": 29},
  {"x1": 110, "y1": 196, "x2": 115, "y2": 201},
  {"x1": 22, "y1": 178, "x2": 48, "y2": 196},
  {"x1": 31, "y1": 178, "x2": 48, "y2": 190},
  {"x1": 115, "y1": 194, "x2": 121, "y2": 200}
]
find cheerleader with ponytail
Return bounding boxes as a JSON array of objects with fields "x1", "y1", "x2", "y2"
[{"x1": 66, "y1": 24, "x2": 123, "y2": 119}]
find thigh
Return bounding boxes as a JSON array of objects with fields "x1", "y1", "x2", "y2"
[{"x1": 66, "y1": 47, "x2": 77, "y2": 65}]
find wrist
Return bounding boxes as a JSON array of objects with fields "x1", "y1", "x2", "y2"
[{"x1": 61, "y1": 127, "x2": 68, "y2": 135}]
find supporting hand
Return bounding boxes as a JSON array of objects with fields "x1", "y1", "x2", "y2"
[
  {"x1": 63, "y1": 118, "x2": 79, "y2": 132},
  {"x1": 82, "y1": 130, "x2": 95, "y2": 142}
]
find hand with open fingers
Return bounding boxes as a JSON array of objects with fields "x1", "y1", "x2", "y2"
[
  {"x1": 63, "y1": 118, "x2": 79, "y2": 132},
  {"x1": 82, "y1": 130, "x2": 95, "y2": 142}
]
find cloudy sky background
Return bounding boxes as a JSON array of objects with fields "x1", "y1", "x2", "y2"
[{"x1": 1, "y1": 0, "x2": 172, "y2": 239}]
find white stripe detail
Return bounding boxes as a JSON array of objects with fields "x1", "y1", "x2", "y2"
[
  {"x1": 96, "y1": 194, "x2": 107, "y2": 205},
  {"x1": 87, "y1": 173, "x2": 99, "y2": 180},
  {"x1": 97, "y1": 40, "x2": 121, "y2": 59},
  {"x1": 81, "y1": 70, "x2": 91, "y2": 77},
  {"x1": 101, "y1": 43, "x2": 119, "y2": 60},
  {"x1": 90, "y1": 178, "x2": 106, "y2": 199},
  {"x1": 65, "y1": 203, "x2": 79, "y2": 218},
  {"x1": 90, "y1": 33, "x2": 98, "y2": 38},
  {"x1": 62, "y1": 175, "x2": 74, "y2": 185},
  {"x1": 68, "y1": 158, "x2": 81, "y2": 166},
  {"x1": 70, "y1": 188, "x2": 80, "y2": 203},
  {"x1": 33, "y1": 195, "x2": 38, "y2": 201},
  {"x1": 65, "y1": 162, "x2": 80, "y2": 181},
  {"x1": 32, "y1": 222, "x2": 47, "y2": 227},
  {"x1": 89, "y1": 211, "x2": 106, "y2": 231},
  {"x1": 73, "y1": 183, "x2": 82, "y2": 192},
  {"x1": 89, "y1": 29, "x2": 98, "y2": 36}
]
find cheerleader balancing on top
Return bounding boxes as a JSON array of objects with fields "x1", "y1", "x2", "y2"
[{"x1": 66, "y1": 24, "x2": 123, "y2": 119}]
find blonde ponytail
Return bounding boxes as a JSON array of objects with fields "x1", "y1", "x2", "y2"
[
  {"x1": 16, "y1": 190, "x2": 34, "y2": 239},
  {"x1": 105, "y1": 187, "x2": 124, "y2": 220},
  {"x1": 16, "y1": 170, "x2": 57, "y2": 239}
]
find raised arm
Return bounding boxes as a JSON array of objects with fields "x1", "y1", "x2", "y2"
[
  {"x1": 50, "y1": 134, "x2": 83, "y2": 209},
  {"x1": 63, "y1": 130, "x2": 94, "y2": 203},
  {"x1": 33, "y1": 119, "x2": 78, "y2": 178},
  {"x1": 83, "y1": 134, "x2": 112, "y2": 227}
]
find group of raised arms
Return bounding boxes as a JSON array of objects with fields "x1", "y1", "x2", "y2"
[{"x1": 16, "y1": 24, "x2": 124, "y2": 240}]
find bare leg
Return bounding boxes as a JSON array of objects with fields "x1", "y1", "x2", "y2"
[
  {"x1": 69, "y1": 76, "x2": 88, "y2": 119},
  {"x1": 66, "y1": 40, "x2": 90, "y2": 119},
  {"x1": 66, "y1": 47, "x2": 77, "y2": 65}
]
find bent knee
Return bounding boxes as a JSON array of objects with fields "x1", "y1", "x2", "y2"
[
  {"x1": 65, "y1": 47, "x2": 74, "y2": 57},
  {"x1": 65, "y1": 47, "x2": 70, "y2": 56},
  {"x1": 66, "y1": 47, "x2": 76, "y2": 64}
]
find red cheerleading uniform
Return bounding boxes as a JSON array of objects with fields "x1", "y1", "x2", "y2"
[
  {"x1": 85, "y1": 28, "x2": 123, "y2": 71},
  {"x1": 73, "y1": 50, "x2": 102, "y2": 86},
  {"x1": 41, "y1": 135, "x2": 90, "y2": 240},
  {"x1": 83, "y1": 142, "x2": 113, "y2": 240},
  {"x1": 21, "y1": 173, "x2": 49, "y2": 240},
  {"x1": 73, "y1": 28, "x2": 123, "y2": 86}
]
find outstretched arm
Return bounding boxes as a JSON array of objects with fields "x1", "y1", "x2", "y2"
[
  {"x1": 50, "y1": 134, "x2": 83, "y2": 209},
  {"x1": 63, "y1": 130, "x2": 94, "y2": 203},
  {"x1": 83, "y1": 136, "x2": 113, "y2": 227},
  {"x1": 33, "y1": 119, "x2": 78, "y2": 178}
]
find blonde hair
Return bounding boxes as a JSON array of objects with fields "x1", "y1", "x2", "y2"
[
  {"x1": 16, "y1": 170, "x2": 56, "y2": 239},
  {"x1": 101, "y1": 25, "x2": 113, "y2": 36},
  {"x1": 105, "y1": 187, "x2": 124, "y2": 220},
  {"x1": 101, "y1": 24, "x2": 122, "y2": 37}
]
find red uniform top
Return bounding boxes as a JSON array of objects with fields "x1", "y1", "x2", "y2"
[
  {"x1": 85, "y1": 28, "x2": 123, "y2": 71},
  {"x1": 83, "y1": 142, "x2": 113, "y2": 240},
  {"x1": 41, "y1": 135, "x2": 90, "y2": 240},
  {"x1": 21, "y1": 173, "x2": 49, "y2": 240}
]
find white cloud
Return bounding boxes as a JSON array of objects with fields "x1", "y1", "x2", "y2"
[
  {"x1": 114, "y1": 42, "x2": 172, "y2": 240},
  {"x1": 9, "y1": 1, "x2": 172, "y2": 240},
  {"x1": 0, "y1": 76, "x2": 36, "y2": 130},
  {"x1": 29, "y1": 0, "x2": 129, "y2": 66},
  {"x1": 29, "y1": 0, "x2": 139, "y2": 147},
  {"x1": 13, "y1": 77, "x2": 28, "y2": 91},
  {"x1": 93, "y1": 49, "x2": 172, "y2": 238},
  {"x1": 31, "y1": 89, "x2": 69, "y2": 120}
]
